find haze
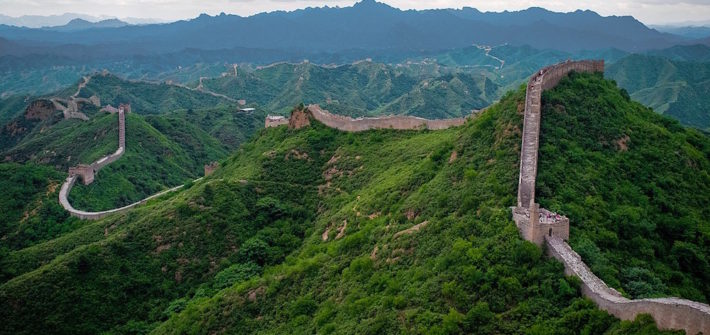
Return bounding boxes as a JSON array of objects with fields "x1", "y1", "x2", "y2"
[{"x1": 2, "y1": 0, "x2": 710, "y2": 25}]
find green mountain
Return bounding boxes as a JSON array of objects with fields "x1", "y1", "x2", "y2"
[
  {"x1": 201, "y1": 61, "x2": 495, "y2": 118},
  {"x1": 0, "y1": 76, "x2": 266, "y2": 252},
  {"x1": 77, "y1": 73, "x2": 234, "y2": 115},
  {"x1": 0, "y1": 163, "x2": 82, "y2": 251},
  {"x1": 537, "y1": 72, "x2": 710, "y2": 302},
  {"x1": 606, "y1": 54, "x2": 710, "y2": 130},
  {"x1": 2, "y1": 73, "x2": 707, "y2": 334}
]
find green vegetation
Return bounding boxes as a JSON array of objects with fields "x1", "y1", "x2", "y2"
[
  {"x1": 537, "y1": 72, "x2": 710, "y2": 302},
  {"x1": 201, "y1": 62, "x2": 493, "y2": 118},
  {"x1": 78, "y1": 74, "x2": 233, "y2": 115},
  {"x1": 1, "y1": 77, "x2": 697, "y2": 333},
  {"x1": 606, "y1": 54, "x2": 710, "y2": 130},
  {"x1": 67, "y1": 112, "x2": 227, "y2": 211},
  {"x1": 0, "y1": 163, "x2": 84, "y2": 253},
  {"x1": 0, "y1": 72, "x2": 268, "y2": 211}
]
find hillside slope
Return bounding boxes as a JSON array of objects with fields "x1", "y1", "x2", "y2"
[
  {"x1": 537, "y1": 72, "x2": 710, "y2": 302},
  {"x1": 202, "y1": 62, "x2": 494, "y2": 118},
  {"x1": 1, "y1": 76, "x2": 702, "y2": 334},
  {"x1": 606, "y1": 55, "x2": 710, "y2": 130}
]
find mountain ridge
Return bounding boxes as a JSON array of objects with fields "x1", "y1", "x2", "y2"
[{"x1": 0, "y1": 1, "x2": 690, "y2": 55}]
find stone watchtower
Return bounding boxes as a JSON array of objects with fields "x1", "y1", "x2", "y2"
[
  {"x1": 512, "y1": 60, "x2": 604, "y2": 246},
  {"x1": 69, "y1": 164, "x2": 95, "y2": 185}
]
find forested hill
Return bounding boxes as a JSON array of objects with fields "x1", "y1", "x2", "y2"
[
  {"x1": 537, "y1": 72, "x2": 710, "y2": 302},
  {"x1": 1, "y1": 73, "x2": 708, "y2": 334},
  {"x1": 0, "y1": 74, "x2": 266, "y2": 250}
]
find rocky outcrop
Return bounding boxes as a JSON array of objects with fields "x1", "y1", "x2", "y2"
[
  {"x1": 288, "y1": 107, "x2": 312, "y2": 130},
  {"x1": 24, "y1": 99, "x2": 57, "y2": 121},
  {"x1": 204, "y1": 162, "x2": 219, "y2": 176}
]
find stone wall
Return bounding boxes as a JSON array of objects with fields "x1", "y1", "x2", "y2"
[
  {"x1": 60, "y1": 107, "x2": 130, "y2": 219},
  {"x1": 265, "y1": 115, "x2": 289, "y2": 128},
  {"x1": 511, "y1": 60, "x2": 710, "y2": 334},
  {"x1": 517, "y1": 60, "x2": 605, "y2": 208},
  {"x1": 307, "y1": 105, "x2": 469, "y2": 132},
  {"x1": 547, "y1": 236, "x2": 710, "y2": 334},
  {"x1": 513, "y1": 205, "x2": 569, "y2": 246},
  {"x1": 59, "y1": 175, "x2": 185, "y2": 220},
  {"x1": 68, "y1": 164, "x2": 94, "y2": 185}
]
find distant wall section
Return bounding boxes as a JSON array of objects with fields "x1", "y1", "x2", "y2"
[{"x1": 307, "y1": 105, "x2": 469, "y2": 132}]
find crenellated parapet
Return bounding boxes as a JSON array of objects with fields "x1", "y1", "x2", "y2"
[
  {"x1": 307, "y1": 105, "x2": 470, "y2": 132},
  {"x1": 265, "y1": 115, "x2": 289, "y2": 128},
  {"x1": 517, "y1": 60, "x2": 604, "y2": 210}
]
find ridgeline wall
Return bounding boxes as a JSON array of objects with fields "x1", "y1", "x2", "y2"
[
  {"x1": 513, "y1": 60, "x2": 710, "y2": 334},
  {"x1": 306, "y1": 105, "x2": 469, "y2": 132}
]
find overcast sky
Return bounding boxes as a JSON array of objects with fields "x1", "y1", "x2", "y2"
[{"x1": 2, "y1": 0, "x2": 709, "y2": 25}]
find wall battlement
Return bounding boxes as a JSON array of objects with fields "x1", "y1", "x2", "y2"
[
  {"x1": 68, "y1": 164, "x2": 94, "y2": 185},
  {"x1": 263, "y1": 105, "x2": 472, "y2": 132},
  {"x1": 512, "y1": 60, "x2": 710, "y2": 334},
  {"x1": 307, "y1": 105, "x2": 469, "y2": 132},
  {"x1": 547, "y1": 236, "x2": 710, "y2": 335}
]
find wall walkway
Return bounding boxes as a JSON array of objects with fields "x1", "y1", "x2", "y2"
[
  {"x1": 58, "y1": 107, "x2": 189, "y2": 220},
  {"x1": 307, "y1": 105, "x2": 469, "y2": 131},
  {"x1": 513, "y1": 60, "x2": 710, "y2": 334}
]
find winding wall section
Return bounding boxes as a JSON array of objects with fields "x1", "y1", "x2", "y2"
[
  {"x1": 58, "y1": 106, "x2": 187, "y2": 220},
  {"x1": 514, "y1": 60, "x2": 710, "y2": 334}
]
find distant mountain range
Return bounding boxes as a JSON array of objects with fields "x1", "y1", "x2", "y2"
[
  {"x1": 652, "y1": 25, "x2": 710, "y2": 39},
  {"x1": 42, "y1": 18, "x2": 129, "y2": 32},
  {"x1": 0, "y1": 0, "x2": 702, "y2": 57},
  {"x1": 0, "y1": 13, "x2": 159, "y2": 28}
]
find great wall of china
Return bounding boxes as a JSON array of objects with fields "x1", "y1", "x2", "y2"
[
  {"x1": 57, "y1": 104, "x2": 200, "y2": 220},
  {"x1": 55, "y1": 61, "x2": 710, "y2": 333},
  {"x1": 511, "y1": 60, "x2": 710, "y2": 334},
  {"x1": 266, "y1": 105, "x2": 471, "y2": 131}
]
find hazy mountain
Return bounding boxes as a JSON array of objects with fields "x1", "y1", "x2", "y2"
[
  {"x1": 0, "y1": 13, "x2": 112, "y2": 28},
  {"x1": 0, "y1": 13, "x2": 160, "y2": 28},
  {"x1": 43, "y1": 18, "x2": 129, "y2": 32},
  {"x1": 606, "y1": 53, "x2": 710, "y2": 130},
  {"x1": 0, "y1": 0, "x2": 689, "y2": 56},
  {"x1": 652, "y1": 25, "x2": 710, "y2": 39}
]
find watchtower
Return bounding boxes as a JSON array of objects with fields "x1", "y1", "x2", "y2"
[{"x1": 69, "y1": 164, "x2": 95, "y2": 185}]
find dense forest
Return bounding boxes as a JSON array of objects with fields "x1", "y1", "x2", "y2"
[{"x1": 3, "y1": 74, "x2": 707, "y2": 334}]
